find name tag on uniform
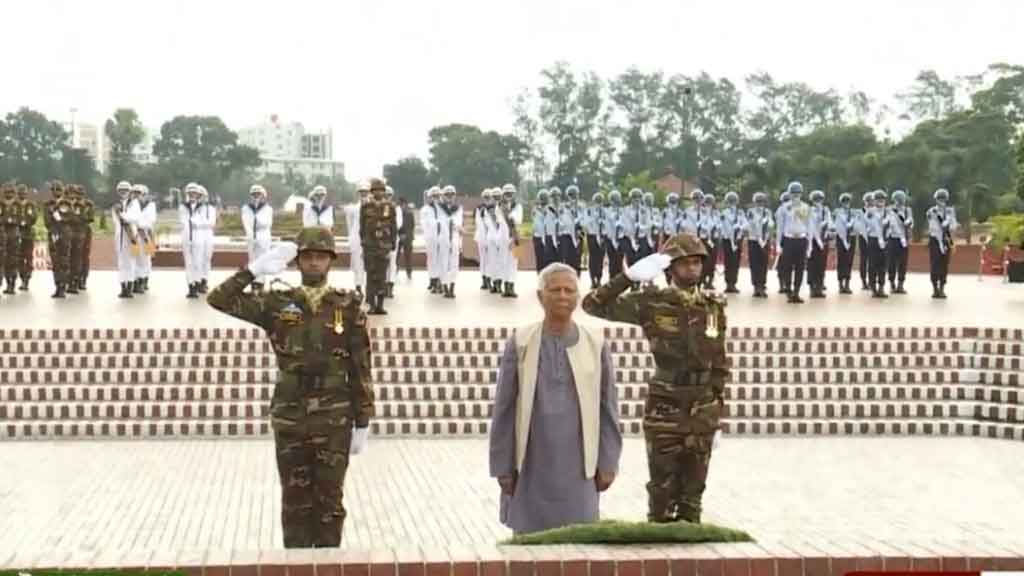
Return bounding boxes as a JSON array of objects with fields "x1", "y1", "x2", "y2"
[{"x1": 653, "y1": 314, "x2": 680, "y2": 332}]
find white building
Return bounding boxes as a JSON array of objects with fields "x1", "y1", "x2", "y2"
[
  {"x1": 65, "y1": 121, "x2": 105, "y2": 171},
  {"x1": 239, "y1": 115, "x2": 344, "y2": 181},
  {"x1": 131, "y1": 126, "x2": 160, "y2": 165}
]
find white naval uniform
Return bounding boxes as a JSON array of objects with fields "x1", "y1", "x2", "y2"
[
  {"x1": 242, "y1": 201, "x2": 274, "y2": 284},
  {"x1": 387, "y1": 201, "x2": 403, "y2": 283},
  {"x1": 344, "y1": 203, "x2": 364, "y2": 290},
  {"x1": 195, "y1": 203, "x2": 217, "y2": 284},
  {"x1": 303, "y1": 202, "x2": 334, "y2": 229},
  {"x1": 421, "y1": 202, "x2": 439, "y2": 283},
  {"x1": 135, "y1": 198, "x2": 158, "y2": 279},
  {"x1": 114, "y1": 197, "x2": 142, "y2": 284},
  {"x1": 497, "y1": 202, "x2": 522, "y2": 282}
]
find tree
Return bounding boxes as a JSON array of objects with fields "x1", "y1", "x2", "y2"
[
  {"x1": 104, "y1": 108, "x2": 146, "y2": 185},
  {"x1": 0, "y1": 107, "x2": 70, "y2": 188},
  {"x1": 383, "y1": 156, "x2": 432, "y2": 203},
  {"x1": 971, "y1": 63, "x2": 1024, "y2": 127},
  {"x1": 152, "y1": 115, "x2": 261, "y2": 196},
  {"x1": 898, "y1": 70, "x2": 960, "y2": 122},
  {"x1": 427, "y1": 124, "x2": 520, "y2": 195},
  {"x1": 511, "y1": 89, "x2": 549, "y2": 186},
  {"x1": 1016, "y1": 134, "x2": 1024, "y2": 200}
]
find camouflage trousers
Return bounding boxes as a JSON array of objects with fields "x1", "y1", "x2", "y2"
[
  {"x1": 273, "y1": 412, "x2": 354, "y2": 548},
  {"x1": 363, "y1": 249, "x2": 389, "y2": 300},
  {"x1": 80, "y1": 228, "x2": 92, "y2": 284},
  {"x1": 642, "y1": 382, "x2": 722, "y2": 523},
  {"x1": 2, "y1": 226, "x2": 18, "y2": 280},
  {"x1": 18, "y1": 227, "x2": 33, "y2": 281},
  {"x1": 48, "y1": 229, "x2": 71, "y2": 285},
  {"x1": 67, "y1": 227, "x2": 84, "y2": 285}
]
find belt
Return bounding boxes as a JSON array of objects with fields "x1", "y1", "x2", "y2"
[
  {"x1": 784, "y1": 234, "x2": 807, "y2": 239},
  {"x1": 652, "y1": 368, "x2": 711, "y2": 387}
]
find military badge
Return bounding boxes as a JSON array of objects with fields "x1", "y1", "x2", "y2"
[
  {"x1": 332, "y1": 308, "x2": 345, "y2": 334},
  {"x1": 704, "y1": 310, "x2": 719, "y2": 339},
  {"x1": 276, "y1": 303, "x2": 304, "y2": 325}
]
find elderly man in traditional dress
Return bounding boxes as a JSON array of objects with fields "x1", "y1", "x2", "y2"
[{"x1": 489, "y1": 262, "x2": 623, "y2": 535}]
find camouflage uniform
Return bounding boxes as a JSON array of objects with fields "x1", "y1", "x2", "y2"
[
  {"x1": 79, "y1": 190, "x2": 95, "y2": 290},
  {"x1": 65, "y1": 186, "x2": 87, "y2": 293},
  {"x1": 17, "y1": 186, "x2": 39, "y2": 290},
  {"x1": 43, "y1": 182, "x2": 73, "y2": 297},
  {"x1": 359, "y1": 178, "x2": 398, "y2": 315},
  {"x1": 1, "y1": 184, "x2": 20, "y2": 294},
  {"x1": 207, "y1": 227, "x2": 374, "y2": 548},
  {"x1": 582, "y1": 233, "x2": 729, "y2": 523}
]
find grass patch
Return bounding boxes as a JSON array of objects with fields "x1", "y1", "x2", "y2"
[{"x1": 503, "y1": 519, "x2": 753, "y2": 545}]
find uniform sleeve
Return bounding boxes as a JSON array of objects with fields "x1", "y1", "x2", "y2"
[
  {"x1": 205, "y1": 269, "x2": 270, "y2": 329},
  {"x1": 348, "y1": 300, "x2": 375, "y2": 428},
  {"x1": 489, "y1": 336, "x2": 519, "y2": 478},
  {"x1": 709, "y1": 300, "x2": 730, "y2": 399},
  {"x1": 581, "y1": 273, "x2": 648, "y2": 327},
  {"x1": 597, "y1": 342, "x2": 622, "y2": 476}
]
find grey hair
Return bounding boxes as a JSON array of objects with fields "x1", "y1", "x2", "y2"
[{"x1": 538, "y1": 262, "x2": 579, "y2": 291}]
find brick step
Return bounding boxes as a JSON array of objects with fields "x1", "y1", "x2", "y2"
[
  {"x1": 1, "y1": 367, "x2": 1018, "y2": 388},
  {"x1": 0, "y1": 351, "x2": 982, "y2": 371},
  {"x1": 0, "y1": 337, "x2": 978, "y2": 357},
  {"x1": 4, "y1": 398, "x2": 1022, "y2": 423},
  {"x1": 4, "y1": 325, "x2": 995, "y2": 342},
  {"x1": 5, "y1": 417, "x2": 1024, "y2": 441},
  {"x1": 6, "y1": 382, "x2": 1022, "y2": 405}
]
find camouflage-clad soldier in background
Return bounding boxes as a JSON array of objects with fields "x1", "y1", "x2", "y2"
[
  {"x1": 64, "y1": 185, "x2": 86, "y2": 294},
  {"x1": 43, "y1": 181, "x2": 73, "y2": 298},
  {"x1": 360, "y1": 178, "x2": 398, "y2": 315},
  {"x1": 1, "y1": 184, "x2": 20, "y2": 294},
  {"x1": 78, "y1": 185, "x2": 96, "y2": 290},
  {"x1": 17, "y1": 185, "x2": 39, "y2": 291},
  {"x1": 207, "y1": 227, "x2": 374, "y2": 548},
  {"x1": 582, "y1": 232, "x2": 729, "y2": 523}
]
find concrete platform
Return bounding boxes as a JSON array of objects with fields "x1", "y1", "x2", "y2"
[
  {"x1": 1, "y1": 269, "x2": 1022, "y2": 329},
  {"x1": 1, "y1": 437, "x2": 1022, "y2": 563}
]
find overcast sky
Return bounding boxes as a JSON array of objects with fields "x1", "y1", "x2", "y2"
[{"x1": 4, "y1": 0, "x2": 1022, "y2": 179}]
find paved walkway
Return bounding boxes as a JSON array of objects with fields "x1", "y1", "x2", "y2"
[
  {"x1": 1, "y1": 269, "x2": 1022, "y2": 329},
  {"x1": 1, "y1": 437, "x2": 1022, "y2": 561}
]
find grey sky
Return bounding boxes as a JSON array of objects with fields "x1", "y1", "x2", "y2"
[{"x1": 5, "y1": 0, "x2": 1022, "y2": 180}]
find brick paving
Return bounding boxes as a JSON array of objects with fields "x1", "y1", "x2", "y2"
[
  {"x1": 1, "y1": 269, "x2": 1022, "y2": 329},
  {"x1": 1, "y1": 437, "x2": 1023, "y2": 561}
]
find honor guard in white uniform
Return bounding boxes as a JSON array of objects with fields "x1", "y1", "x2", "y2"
[
  {"x1": 681, "y1": 190, "x2": 702, "y2": 235},
  {"x1": 602, "y1": 190, "x2": 624, "y2": 279},
  {"x1": 560, "y1": 185, "x2": 585, "y2": 273},
  {"x1": 660, "y1": 193, "x2": 683, "y2": 241},
  {"x1": 476, "y1": 188, "x2": 496, "y2": 290},
  {"x1": 345, "y1": 182, "x2": 370, "y2": 294},
  {"x1": 530, "y1": 189, "x2": 550, "y2": 273},
  {"x1": 807, "y1": 189, "x2": 833, "y2": 298},
  {"x1": 492, "y1": 184, "x2": 521, "y2": 297},
  {"x1": 422, "y1": 186, "x2": 443, "y2": 293},
  {"x1": 620, "y1": 188, "x2": 643, "y2": 268},
  {"x1": 385, "y1": 185, "x2": 402, "y2": 298},
  {"x1": 746, "y1": 192, "x2": 774, "y2": 297},
  {"x1": 196, "y1": 185, "x2": 217, "y2": 294},
  {"x1": 697, "y1": 193, "x2": 721, "y2": 289},
  {"x1": 242, "y1": 184, "x2": 274, "y2": 292},
  {"x1": 774, "y1": 191, "x2": 791, "y2": 293},
  {"x1": 542, "y1": 188, "x2": 560, "y2": 266},
  {"x1": 484, "y1": 189, "x2": 505, "y2": 294},
  {"x1": 179, "y1": 183, "x2": 204, "y2": 298},
  {"x1": 113, "y1": 181, "x2": 142, "y2": 299},
  {"x1": 583, "y1": 192, "x2": 606, "y2": 287},
  {"x1": 926, "y1": 188, "x2": 957, "y2": 299},
  {"x1": 437, "y1": 185, "x2": 462, "y2": 298},
  {"x1": 720, "y1": 191, "x2": 748, "y2": 293},
  {"x1": 643, "y1": 191, "x2": 660, "y2": 257},
  {"x1": 134, "y1": 184, "x2": 158, "y2": 294},
  {"x1": 885, "y1": 189, "x2": 914, "y2": 294},
  {"x1": 832, "y1": 193, "x2": 856, "y2": 294},
  {"x1": 303, "y1": 185, "x2": 334, "y2": 229},
  {"x1": 865, "y1": 190, "x2": 889, "y2": 298},
  {"x1": 854, "y1": 192, "x2": 872, "y2": 290},
  {"x1": 777, "y1": 182, "x2": 812, "y2": 303}
]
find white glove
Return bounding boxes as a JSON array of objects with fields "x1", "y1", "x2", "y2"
[
  {"x1": 350, "y1": 426, "x2": 369, "y2": 455},
  {"x1": 247, "y1": 242, "x2": 298, "y2": 277},
  {"x1": 625, "y1": 253, "x2": 672, "y2": 283}
]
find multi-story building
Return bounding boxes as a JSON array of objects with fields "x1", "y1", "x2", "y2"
[{"x1": 239, "y1": 115, "x2": 343, "y2": 182}]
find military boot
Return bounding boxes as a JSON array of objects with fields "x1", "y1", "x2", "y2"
[
  {"x1": 141, "y1": 277, "x2": 149, "y2": 292},
  {"x1": 429, "y1": 279, "x2": 440, "y2": 294},
  {"x1": 481, "y1": 276, "x2": 490, "y2": 290},
  {"x1": 810, "y1": 285, "x2": 825, "y2": 298},
  {"x1": 186, "y1": 283, "x2": 199, "y2": 299},
  {"x1": 51, "y1": 283, "x2": 66, "y2": 299},
  {"x1": 894, "y1": 281, "x2": 906, "y2": 294},
  {"x1": 490, "y1": 279, "x2": 502, "y2": 294},
  {"x1": 199, "y1": 279, "x2": 208, "y2": 293},
  {"x1": 931, "y1": 281, "x2": 941, "y2": 299},
  {"x1": 4, "y1": 277, "x2": 16, "y2": 294},
  {"x1": 133, "y1": 279, "x2": 145, "y2": 294},
  {"x1": 79, "y1": 275, "x2": 88, "y2": 291},
  {"x1": 66, "y1": 278, "x2": 79, "y2": 294},
  {"x1": 503, "y1": 282, "x2": 517, "y2": 298},
  {"x1": 937, "y1": 281, "x2": 948, "y2": 299},
  {"x1": 386, "y1": 282, "x2": 394, "y2": 299},
  {"x1": 18, "y1": 277, "x2": 29, "y2": 291},
  {"x1": 445, "y1": 283, "x2": 455, "y2": 299},
  {"x1": 118, "y1": 282, "x2": 134, "y2": 299},
  {"x1": 376, "y1": 294, "x2": 388, "y2": 315},
  {"x1": 872, "y1": 283, "x2": 888, "y2": 299}
]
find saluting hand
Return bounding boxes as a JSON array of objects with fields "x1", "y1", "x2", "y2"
[{"x1": 248, "y1": 242, "x2": 298, "y2": 277}]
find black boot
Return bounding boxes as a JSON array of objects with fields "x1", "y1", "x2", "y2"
[
  {"x1": 374, "y1": 294, "x2": 388, "y2": 315},
  {"x1": 937, "y1": 281, "x2": 947, "y2": 299},
  {"x1": 873, "y1": 283, "x2": 888, "y2": 298},
  {"x1": 133, "y1": 279, "x2": 145, "y2": 294},
  {"x1": 66, "y1": 278, "x2": 79, "y2": 294},
  {"x1": 141, "y1": 277, "x2": 148, "y2": 292},
  {"x1": 386, "y1": 282, "x2": 394, "y2": 299},
  {"x1": 198, "y1": 279, "x2": 208, "y2": 293},
  {"x1": 931, "y1": 281, "x2": 941, "y2": 299},
  {"x1": 119, "y1": 282, "x2": 133, "y2": 299},
  {"x1": 4, "y1": 278, "x2": 16, "y2": 294},
  {"x1": 895, "y1": 281, "x2": 906, "y2": 294},
  {"x1": 187, "y1": 283, "x2": 199, "y2": 299},
  {"x1": 51, "y1": 283, "x2": 66, "y2": 299},
  {"x1": 503, "y1": 282, "x2": 517, "y2": 298},
  {"x1": 725, "y1": 284, "x2": 739, "y2": 294},
  {"x1": 861, "y1": 278, "x2": 870, "y2": 291},
  {"x1": 490, "y1": 279, "x2": 502, "y2": 294},
  {"x1": 810, "y1": 285, "x2": 825, "y2": 298},
  {"x1": 429, "y1": 279, "x2": 439, "y2": 294},
  {"x1": 787, "y1": 291, "x2": 804, "y2": 304},
  {"x1": 481, "y1": 276, "x2": 490, "y2": 290},
  {"x1": 79, "y1": 275, "x2": 87, "y2": 291},
  {"x1": 445, "y1": 283, "x2": 455, "y2": 299}
]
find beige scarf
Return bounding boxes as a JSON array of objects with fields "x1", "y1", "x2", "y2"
[{"x1": 513, "y1": 322, "x2": 604, "y2": 479}]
